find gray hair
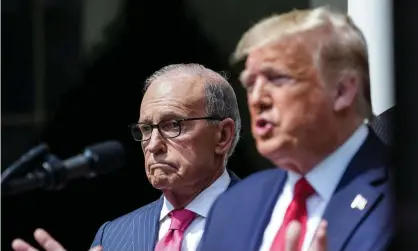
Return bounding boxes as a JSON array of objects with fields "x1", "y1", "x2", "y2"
[{"x1": 143, "y1": 63, "x2": 242, "y2": 164}]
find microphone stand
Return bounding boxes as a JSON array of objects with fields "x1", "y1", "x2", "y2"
[{"x1": 1, "y1": 144, "x2": 49, "y2": 184}]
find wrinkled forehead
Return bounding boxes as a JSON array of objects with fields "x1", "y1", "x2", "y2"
[{"x1": 140, "y1": 75, "x2": 206, "y2": 121}]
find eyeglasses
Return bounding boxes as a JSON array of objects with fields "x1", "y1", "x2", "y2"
[{"x1": 129, "y1": 116, "x2": 224, "y2": 142}]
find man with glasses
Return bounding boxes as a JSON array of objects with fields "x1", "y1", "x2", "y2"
[
  {"x1": 11, "y1": 63, "x2": 241, "y2": 251},
  {"x1": 90, "y1": 63, "x2": 241, "y2": 251}
]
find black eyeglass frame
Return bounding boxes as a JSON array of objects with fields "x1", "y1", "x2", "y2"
[{"x1": 128, "y1": 116, "x2": 225, "y2": 142}]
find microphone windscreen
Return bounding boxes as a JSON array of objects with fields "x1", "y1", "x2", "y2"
[{"x1": 85, "y1": 141, "x2": 126, "y2": 174}]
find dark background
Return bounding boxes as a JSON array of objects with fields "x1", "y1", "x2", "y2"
[
  {"x1": 2, "y1": 0, "x2": 305, "y2": 249},
  {"x1": 2, "y1": 0, "x2": 417, "y2": 250}
]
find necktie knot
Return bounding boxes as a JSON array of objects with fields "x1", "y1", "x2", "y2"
[
  {"x1": 294, "y1": 177, "x2": 315, "y2": 200},
  {"x1": 169, "y1": 209, "x2": 196, "y2": 232}
]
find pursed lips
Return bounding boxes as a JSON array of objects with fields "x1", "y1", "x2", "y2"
[{"x1": 150, "y1": 161, "x2": 177, "y2": 170}]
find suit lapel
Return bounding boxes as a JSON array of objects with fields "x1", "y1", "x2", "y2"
[
  {"x1": 133, "y1": 197, "x2": 163, "y2": 251},
  {"x1": 248, "y1": 170, "x2": 288, "y2": 250},
  {"x1": 323, "y1": 131, "x2": 388, "y2": 251},
  {"x1": 323, "y1": 170, "x2": 384, "y2": 251}
]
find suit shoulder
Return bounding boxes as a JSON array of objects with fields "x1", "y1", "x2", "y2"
[
  {"x1": 230, "y1": 168, "x2": 282, "y2": 189},
  {"x1": 91, "y1": 199, "x2": 161, "y2": 247},
  {"x1": 104, "y1": 199, "x2": 160, "y2": 229},
  {"x1": 216, "y1": 168, "x2": 283, "y2": 202}
]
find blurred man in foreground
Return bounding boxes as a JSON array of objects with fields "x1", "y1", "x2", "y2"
[
  {"x1": 200, "y1": 6, "x2": 393, "y2": 251},
  {"x1": 12, "y1": 63, "x2": 241, "y2": 251}
]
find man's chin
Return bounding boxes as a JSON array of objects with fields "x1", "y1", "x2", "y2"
[
  {"x1": 256, "y1": 138, "x2": 280, "y2": 154},
  {"x1": 256, "y1": 139, "x2": 290, "y2": 162},
  {"x1": 150, "y1": 176, "x2": 174, "y2": 190},
  {"x1": 152, "y1": 183, "x2": 170, "y2": 191}
]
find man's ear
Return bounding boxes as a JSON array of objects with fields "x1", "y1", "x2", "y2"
[
  {"x1": 214, "y1": 118, "x2": 235, "y2": 155},
  {"x1": 333, "y1": 72, "x2": 359, "y2": 112}
]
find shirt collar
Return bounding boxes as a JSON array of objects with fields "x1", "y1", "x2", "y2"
[
  {"x1": 160, "y1": 169, "x2": 230, "y2": 221},
  {"x1": 287, "y1": 124, "x2": 369, "y2": 200}
]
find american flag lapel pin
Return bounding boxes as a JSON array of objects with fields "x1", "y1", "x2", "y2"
[{"x1": 350, "y1": 194, "x2": 367, "y2": 210}]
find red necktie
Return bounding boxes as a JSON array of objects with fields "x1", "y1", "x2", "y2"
[
  {"x1": 155, "y1": 209, "x2": 196, "y2": 251},
  {"x1": 270, "y1": 177, "x2": 315, "y2": 251}
]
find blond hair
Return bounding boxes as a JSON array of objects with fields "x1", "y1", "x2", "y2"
[{"x1": 233, "y1": 6, "x2": 373, "y2": 119}]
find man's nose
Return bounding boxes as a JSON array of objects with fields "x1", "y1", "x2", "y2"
[
  {"x1": 146, "y1": 129, "x2": 167, "y2": 154},
  {"x1": 248, "y1": 78, "x2": 272, "y2": 112}
]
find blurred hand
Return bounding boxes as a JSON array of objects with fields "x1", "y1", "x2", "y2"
[
  {"x1": 285, "y1": 220, "x2": 327, "y2": 251},
  {"x1": 11, "y1": 228, "x2": 102, "y2": 251}
]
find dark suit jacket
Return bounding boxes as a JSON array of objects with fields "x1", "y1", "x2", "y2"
[
  {"x1": 91, "y1": 171, "x2": 240, "y2": 251},
  {"x1": 370, "y1": 106, "x2": 394, "y2": 147},
  {"x1": 199, "y1": 131, "x2": 394, "y2": 251}
]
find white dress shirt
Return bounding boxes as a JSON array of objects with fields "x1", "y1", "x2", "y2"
[
  {"x1": 259, "y1": 125, "x2": 369, "y2": 251},
  {"x1": 158, "y1": 169, "x2": 231, "y2": 251}
]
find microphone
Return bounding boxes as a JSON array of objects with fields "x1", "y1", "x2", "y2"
[
  {"x1": 1, "y1": 143, "x2": 49, "y2": 184},
  {"x1": 2, "y1": 141, "x2": 125, "y2": 195}
]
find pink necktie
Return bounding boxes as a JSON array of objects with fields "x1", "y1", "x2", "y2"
[{"x1": 155, "y1": 209, "x2": 196, "y2": 251}]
